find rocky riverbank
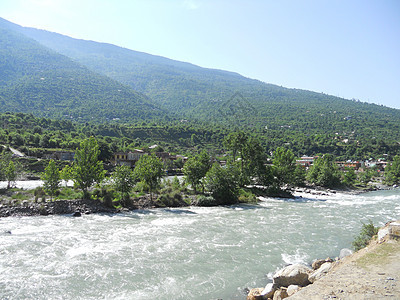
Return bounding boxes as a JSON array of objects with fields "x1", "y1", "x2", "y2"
[
  {"x1": 247, "y1": 221, "x2": 400, "y2": 299},
  {"x1": 0, "y1": 198, "x2": 117, "y2": 217}
]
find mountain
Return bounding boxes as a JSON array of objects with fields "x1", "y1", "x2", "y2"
[
  {"x1": 0, "y1": 18, "x2": 165, "y2": 122},
  {"x1": 1, "y1": 17, "x2": 400, "y2": 151},
  {"x1": 10, "y1": 19, "x2": 400, "y2": 132}
]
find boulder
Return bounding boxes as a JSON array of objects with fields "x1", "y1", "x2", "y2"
[
  {"x1": 339, "y1": 248, "x2": 353, "y2": 259},
  {"x1": 261, "y1": 282, "x2": 277, "y2": 299},
  {"x1": 72, "y1": 211, "x2": 81, "y2": 217},
  {"x1": 311, "y1": 257, "x2": 333, "y2": 270},
  {"x1": 287, "y1": 285, "x2": 301, "y2": 296},
  {"x1": 247, "y1": 288, "x2": 265, "y2": 300},
  {"x1": 308, "y1": 262, "x2": 332, "y2": 283},
  {"x1": 273, "y1": 287, "x2": 288, "y2": 300},
  {"x1": 273, "y1": 264, "x2": 312, "y2": 287}
]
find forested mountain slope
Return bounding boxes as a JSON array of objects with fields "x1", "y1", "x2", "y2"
[
  {"x1": 11, "y1": 18, "x2": 400, "y2": 137},
  {"x1": 1, "y1": 17, "x2": 400, "y2": 159},
  {"x1": 0, "y1": 18, "x2": 165, "y2": 122}
]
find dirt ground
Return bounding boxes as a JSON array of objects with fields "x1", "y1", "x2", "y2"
[{"x1": 288, "y1": 239, "x2": 400, "y2": 299}]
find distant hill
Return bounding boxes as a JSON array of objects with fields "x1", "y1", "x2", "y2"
[
  {"x1": 0, "y1": 18, "x2": 165, "y2": 122},
  {"x1": 10, "y1": 19, "x2": 400, "y2": 134},
  {"x1": 1, "y1": 17, "x2": 400, "y2": 154}
]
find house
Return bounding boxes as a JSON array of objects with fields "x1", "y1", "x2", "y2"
[
  {"x1": 296, "y1": 156, "x2": 315, "y2": 168},
  {"x1": 113, "y1": 149, "x2": 146, "y2": 167},
  {"x1": 336, "y1": 161, "x2": 361, "y2": 170}
]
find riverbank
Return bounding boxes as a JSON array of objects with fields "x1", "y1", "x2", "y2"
[
  {"x1": 0, "y1": 181, "x2": 395, "y2": 218},
  {"x1": 247, "y1": 221, "x2": 400, "y2": 299},
  {"x1": 288, "y1": 222, "x2": 400, "y2": 299}
]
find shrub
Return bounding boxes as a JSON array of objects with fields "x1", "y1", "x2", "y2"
[
  {"x1": 238, "y1": 189, "x2": 257, "y2": 203},
  {"x1": 192, "y1": 195, "x2": 220, "y2": 206},
  {"x1": 156, "y1": 186, "x2": 185, "y2": 207},
  {"x1": 352, "y1": 221, "x2": 379, "y2": 251}
]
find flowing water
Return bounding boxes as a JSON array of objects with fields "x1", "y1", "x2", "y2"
[{"x1": 1, "y1": 189, "x2": 399, "y2": 299}]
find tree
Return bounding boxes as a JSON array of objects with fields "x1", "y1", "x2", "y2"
[
  {"x1": 223, "y1": 131, "x2": 247, "y2": 162},
  {"x1": 133, "y1": 154, "x2": 164, "y2": 201},
  {"x1": 307, "y1": 154, "x2": 341, "y2": 187},
  {"x1": 41, "y1": 159, "x2": 61, "y2": 200},
  {"x1": 0, "y1": 152, "x2": 20, "y2": 189},
  {"x1": 272, "y1": 147, "x2": 296, "y2": 187},
  {"x1": 60, "y1": 165, "x2": 73, "y2": 187},
  {"x1": 72, "y1": 137, "x2": 106, "y2": 198},
  {"x1": 342, "y1": 167, "x2": 356, "y2": 186},
  {"x1": 385, "y1": 155, "x2": 400, "y2": 185},
  {"x1": 113, "y1": 165, "x2": 136, "y2": 206},
  {"x1": 204, "y1": 163, "x2": 238, "y2": 205},
  {"x1": 183, "y1": 150, "x2": 211, "y2": 192}
]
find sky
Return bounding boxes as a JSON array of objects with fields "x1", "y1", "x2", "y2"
[{"x1": 1, "y1": 0, "x2": 399, "y2": 109}]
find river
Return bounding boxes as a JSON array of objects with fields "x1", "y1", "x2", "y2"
[{"x1": 1, "y1": 189, "x2": 399, "y2": 299}]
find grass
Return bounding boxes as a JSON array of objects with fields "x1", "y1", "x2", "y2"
[
  {"x1": 55, "y1": 187, "x2": 82, "y2": 200},
  {"x1": 356, "y1": 241, "x2": 400, "y2": 268}
]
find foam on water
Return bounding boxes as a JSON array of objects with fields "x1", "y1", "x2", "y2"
[{"x1": 0, "y1": 189, "x2": 399, "y2": 299}]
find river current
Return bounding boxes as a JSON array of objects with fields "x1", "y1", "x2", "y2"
[{"x1": 1, "y1": 189, "x2": 399, "y2": 299}]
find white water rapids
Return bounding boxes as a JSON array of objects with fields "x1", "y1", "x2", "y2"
[{"x1": 1, "y1": 189, "x2": 399, "y2": 299}]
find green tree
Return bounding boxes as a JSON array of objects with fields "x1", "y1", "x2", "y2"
[
  {"x1": 307, "y1": 154, "x2": 341, "y2": 188},
  {"x1": 72, "y1": 137, "x2": 106, "y2": 198},
  {"x1": 385, "y1": 155, "x2": 400, "y2": 185},
  {"x1": 41, "y1": 159, "x2": 61, "y2": 200},
  {"x1": 204, "y1": 162, "x2": 238, "y2": 205},
  {"x1": 0, "y1": 152, "x2": 20, "y2": 189},
  {"x1": 240, "y1": 136, "x2": 268, "y2": 186},
  {"x1": 60, "y1": 165, "x2": 73, "y2": 187},
  {"x1": 133, "y1": 154, "x2": 164, "y2": 200},
  {"x1": 113, "y1": 165, "x2": 136, "y2": 206},
  {"x1": 342, "y1": 167, "x2": 356, "y2": 186},
  {"x1": 272, "y1": 147, "x2": 296, "y2": 187},
  {"x1": 183, "y1": 150, "x2": 211, "y2": 192},
  {"x1": 223, "y1": 131, "x2": 247, "y2": 162}
]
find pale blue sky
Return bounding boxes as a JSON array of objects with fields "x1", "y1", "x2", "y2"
[{"x1": 1, "y1": 0, "x2": 399, "y2": 109}]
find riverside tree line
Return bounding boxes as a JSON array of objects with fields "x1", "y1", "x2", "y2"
[{"x1": 2, "y1": 133, "x2": 400, "y2": 207}]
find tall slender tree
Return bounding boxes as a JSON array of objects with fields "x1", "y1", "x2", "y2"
[
  {"x1": 42, "y1": 159, "x2": 61, "y2": 200},
  {"x1": 72, "y1": 137, "x2": 105, "y2": 198},
  {"x1": 133, "y1": 154, "x2": 164, "y2": 201}
]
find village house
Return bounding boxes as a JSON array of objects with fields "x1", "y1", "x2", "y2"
[
  {"x1": 295, "y1": 156, "x2": 316, "y2": 168},
  {"x1": 113, "y1": 149, "x2": 146, "y2": 167}
]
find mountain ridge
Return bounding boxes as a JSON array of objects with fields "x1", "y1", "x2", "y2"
[
  {"x1": 0, "y1": 17, "x2": 167, "y2": 122},
  {"x1": 1, "y1": 16, "x2": 400, "y2": 152}
]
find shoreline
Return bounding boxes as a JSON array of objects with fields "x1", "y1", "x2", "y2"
[{"x1": 0, "y1": 182, "x2": 396, "y2": 219}]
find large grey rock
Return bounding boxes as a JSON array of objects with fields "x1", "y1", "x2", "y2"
[
  {"x1": 273, "y1": 264, "x2": 312, "y2": 287},
  {"x1": 308, "y1": 262, "x2": 333, "y2": 283},
  {"x1": 339, "y1": 248, "x2": 353, "y2": 259}
]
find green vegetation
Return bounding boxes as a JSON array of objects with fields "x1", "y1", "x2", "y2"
[
  {"x1": 133, "y1": 154, "x2": 164, "y2": 201},
  {"x1": 306, "y1": 154, "x2": 341, "y2": 188},
  {"x1": 183, "y1": 150, "x2": 211, "y2": 192},
  {"x1": 41, "y1": 159, "x2": 61, "y2": 200},
  {"x1": 352, "y1": 221, "x2": 380, "y2": 251},
  {"x1": 385, "y1": 155, "x2": 400, "y2": 185},
  {"x1": 112, "y1": 165, "x2": 135, "y2": 206},
  {"x1": 70, "y1": 137, "x2": 106, "y2": 198}
]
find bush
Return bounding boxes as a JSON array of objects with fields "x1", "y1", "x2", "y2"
[
  {"x1": 192, "y1": 195, "x2": 220, "y2": 207},
  {"x1": 156, "y1": 186, "x2": 186, "y2": 207},
  {"x1": 238, "y1": 189, "x2": 257, "y2": 203},
  {"x1": 352, "y1": 221, "x2": 379, "y2": 251}
]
